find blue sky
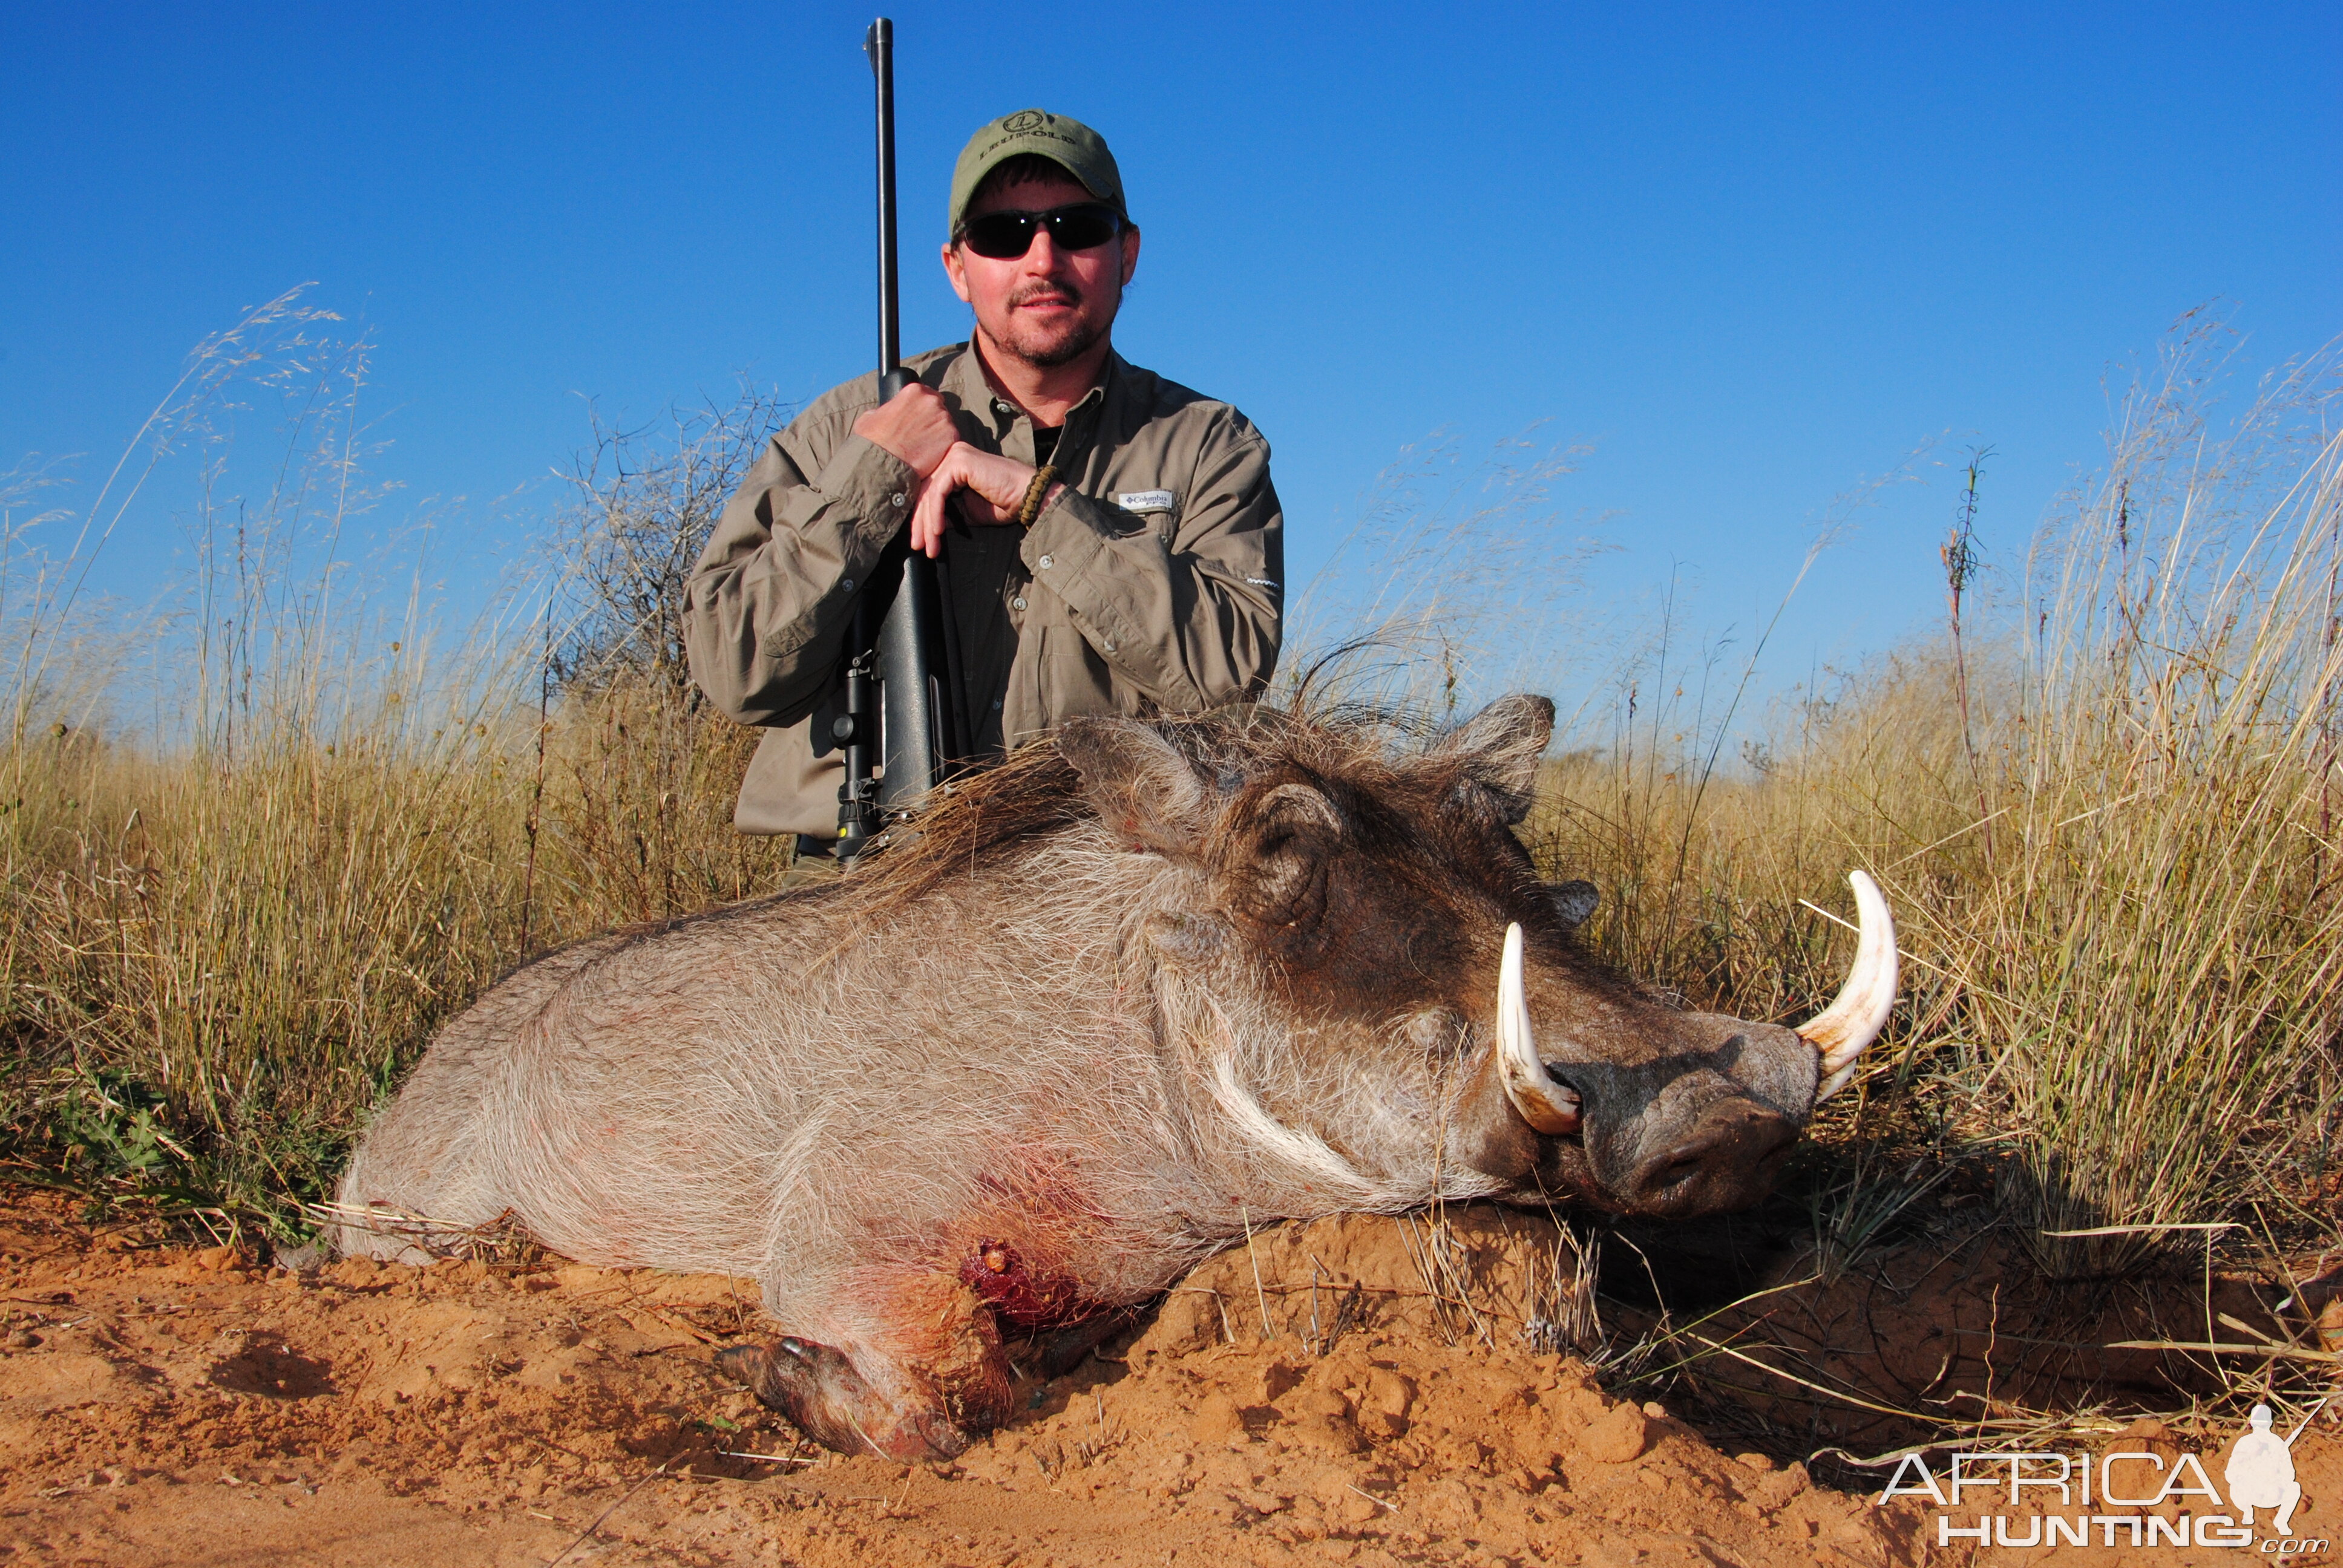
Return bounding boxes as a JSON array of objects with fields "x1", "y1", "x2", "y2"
[{"x1": 3, "y1": 2, "x2": 2336, "y2": 718}]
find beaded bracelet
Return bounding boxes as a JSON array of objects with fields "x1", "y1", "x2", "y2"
[{"x1": 1017, "y1": 465, "x2": 1060, "y2": 526}]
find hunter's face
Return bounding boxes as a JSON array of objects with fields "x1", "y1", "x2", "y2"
[{"x1": 942, "y1": 173, "x2": 1140, "y2": 371}]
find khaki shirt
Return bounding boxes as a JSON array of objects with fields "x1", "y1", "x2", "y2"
[{"x1": 684, "y1": 343, "x2": 1283, "y2": 836}]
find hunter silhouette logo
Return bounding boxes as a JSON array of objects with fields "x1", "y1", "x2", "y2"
[
  {"x1": 1876, "y1": 1402, "x2": 2327, "y2": 1552},
  {"x1": 2231, "y1": 1405, "x2": 2306, "y2": 1537}
]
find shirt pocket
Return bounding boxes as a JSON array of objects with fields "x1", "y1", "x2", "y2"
[{"x1": 1112, "y1": 489, "x2": 1181, "y2": 541}]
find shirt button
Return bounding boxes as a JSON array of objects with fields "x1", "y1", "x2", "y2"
[
  {"x1": 991, "y1": 697, "x2": 1003, "y2": 710},
  {"x1": 1037, "y1": 554, "x2": 1054, "y2": 570},
  {"x1": 1012, "y1": 595, "x2": 1027, "y2": 611},
  {"x1": 890, "y1": 492, "x2": 905, "y2": 508},
  {"x1": 842, "y1": 577, "x2": 855, "y2": 591},
  {"x1": 1101, "y1": 638, "x2": 1118, "y2": 653}
]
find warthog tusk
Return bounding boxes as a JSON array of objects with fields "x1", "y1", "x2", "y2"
[
  {"x1": 1497, "y1": 923, "x2": 1582, "y2": 1135},
  {"x1": 1797, "y1": 871, "x2": 1898, "y2": 1103}
]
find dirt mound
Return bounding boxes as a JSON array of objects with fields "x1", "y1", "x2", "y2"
[{"x1": 0, "y1": 1191, "x2": 2325, "y2": 1566}]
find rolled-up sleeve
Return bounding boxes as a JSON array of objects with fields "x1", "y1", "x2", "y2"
[
  {"x1": 683, "y1": 418, "x2": 919, "y2": 728},
  {"x1": 1017, "y1": 414, "x2": 1282, "y2": 711}
]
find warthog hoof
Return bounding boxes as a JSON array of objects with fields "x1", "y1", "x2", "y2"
[{"x1": 715, "y1": 1336, "x2": 968, "y2": 1462}]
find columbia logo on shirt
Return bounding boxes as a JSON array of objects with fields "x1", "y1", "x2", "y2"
[{"x1": 1115, "y1": 490, "x2": 1178, "y2": 514}]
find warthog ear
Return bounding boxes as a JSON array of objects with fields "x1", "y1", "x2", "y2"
[
  {"x1": 1057, "y1": 717, "x2": 1212, "y2": 857},
  {"x1": 1439, "y1": 694, "x2": 1556, "y2": 823}
]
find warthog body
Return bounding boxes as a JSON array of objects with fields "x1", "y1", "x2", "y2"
[{"x1": 338, "y1": 696, "x2": 1891, "y2": 1458}]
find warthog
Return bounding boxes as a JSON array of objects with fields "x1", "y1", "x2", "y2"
[{"x1": 335, "y1": 696, "x2": 1895, "y2": 1459}]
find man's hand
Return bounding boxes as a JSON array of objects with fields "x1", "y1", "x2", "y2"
[
  {"x1": 852, "y1": 384, "x2": 958, "y2": 479},
  {"x1": 909, "y1": 442, "x2": 1063, "y2": 557}
]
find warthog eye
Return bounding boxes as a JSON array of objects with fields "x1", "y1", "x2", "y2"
[
  {"x1": 1231, "y1": 838, "x2": 1326, "y2": 933},
  {"x1": 1218, "y1": 783, "x2": 1339, "y2": 941}
]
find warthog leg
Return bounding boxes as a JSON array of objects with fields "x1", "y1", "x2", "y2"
[
  {"x1": 1021, "y1": 1312, "x2": 1134, "y2": 1379},
  {"x1": 715, "y1": 1273, "x2": 1015, "y2": 1460}
]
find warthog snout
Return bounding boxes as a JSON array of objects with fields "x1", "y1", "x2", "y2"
[
  {"x1": 1490, "y1": 864, "x2": 1896, "y2": 1217},
  {"x1": 1516, "y1": 1013, "x2": 1822, "y2": 1217},
  {"x1": 1624, "y1": 1098, "x2": 1803, "y2": 1216}
]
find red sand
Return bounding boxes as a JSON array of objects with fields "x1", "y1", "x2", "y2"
[{"x1": 0, "y1": 1191, "x2": 2329, "y2": 1565}]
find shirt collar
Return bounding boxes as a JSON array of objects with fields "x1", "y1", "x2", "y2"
[{"x1": 943, "y1": 341, "x2": 1115, "y2": 442}]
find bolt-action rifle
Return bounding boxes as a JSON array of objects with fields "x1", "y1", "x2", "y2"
[{"x1": 833, "y1": 17, "x2": 966, "y2": 858}]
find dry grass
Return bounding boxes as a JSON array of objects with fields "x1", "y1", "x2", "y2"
[
  {"x1": 0, "y1": 674, "x2": 778, "y2": 1235},
  {"x1": 0, "y1": 294, "x2": 787, "y2": 1238},
  {"x1": 1522, "y1": 327, "x2": 2343, "y2": 1284},
  {"x1": 2, "y1": 293, "x2": 2338, "y2": 1351}
]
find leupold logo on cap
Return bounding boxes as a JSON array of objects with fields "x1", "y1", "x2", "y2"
[{"x1": 1003, "y1": 111, "x2": 1046, "y2": 134}]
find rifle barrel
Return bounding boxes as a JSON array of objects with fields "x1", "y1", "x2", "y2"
[{"x1": 867, "y1": 18, "x2": 902, "y2": 384}]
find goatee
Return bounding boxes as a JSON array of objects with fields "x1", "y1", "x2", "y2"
[
  {"x1": 1015, "y1": 318, "x2": 1104, "y2": 368},
  {"x1": 1000, "y1": 281, "x2": 1115, "y2": 368}
]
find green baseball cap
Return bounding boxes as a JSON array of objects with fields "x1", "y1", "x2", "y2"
[{"x1": 948, "y1": 109, "x2": 1127, "y2": 236}]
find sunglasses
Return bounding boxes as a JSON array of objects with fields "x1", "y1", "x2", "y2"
[{"x1": 957, "y1": 203, "x2": 1126, "y2": 260}]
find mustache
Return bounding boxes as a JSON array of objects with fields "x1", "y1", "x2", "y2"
[{"x1": 1008, "y1": 281, "x2": 1083, "y2": 309}]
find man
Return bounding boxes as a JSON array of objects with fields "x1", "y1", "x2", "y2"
[{"x1": 684, "y1": 109, "x2": 1283, "y2": 840}]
